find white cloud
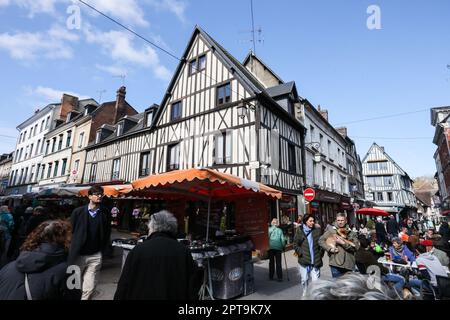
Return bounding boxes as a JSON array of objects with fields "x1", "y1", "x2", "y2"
[
  {"x1": 84, "y1": 26, "x2": 171, "y2": 81},
  {"x1": 147, "y1": 0, "x2": 187, "y2": 23},
  {"x1": 0, "y1": 25, "x2": 79, "y2": 60},
  {"x1": 1, "y1": 0, "x2": 149, "y2": 26},
  {"x1": 81, "y1": 0, "x2": 148, "y2": 27},
  {"x1": 27, "y1": 86, "x2": 89, "y2": 103},
  {"x1": 48, "y1": 24, "x2": 80, "y2": 42},
  {"x1": 95, "y1": 64, "x2": 128, "y2": 77},
  {"x1": 0, "y1": 0, "x2": 11, "y2": 7},
  {"x1": 13, "y1": 0, "x2": 62, "y2": 17}
]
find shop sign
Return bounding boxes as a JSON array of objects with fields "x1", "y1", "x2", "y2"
[{"x1": 310, "y1": 201, "x2": 320, "y2": 208}]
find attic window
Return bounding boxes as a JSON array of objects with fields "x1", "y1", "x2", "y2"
[
  {"x1": 146, "y1": 111, "x2": 153, "y2": 127},
  {"x1": 95, "y1": 131, "x2": 101, "y2": 144},
  {"x1": 188, "y1": 54, "x2": 206, "y2": 76},
  {"x1": 117, "y1": 123, "x2": 124, "y2": 136}
]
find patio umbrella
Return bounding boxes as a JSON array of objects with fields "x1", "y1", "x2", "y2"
[
  {"x1": 78, "y1": 184, "x2": 133, "y2": 198},
  {"x1": 356, "y1": 208, "x2": 390, "y2": 217},
  {"x1": 131, "y1": 168, "x2": 282, "y2": 241}
]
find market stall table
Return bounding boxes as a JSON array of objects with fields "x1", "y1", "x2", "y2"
[{"x1": 112, "y1": 235, "x2": 254, "y2": 300}]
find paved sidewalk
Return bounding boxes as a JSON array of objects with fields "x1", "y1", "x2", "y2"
[
  {"x1": 93, "y1": 230, "x2": 334, "y2": 300},
  {"x1": 238, "y1": 252, "x2": 332, "y2": 300}
]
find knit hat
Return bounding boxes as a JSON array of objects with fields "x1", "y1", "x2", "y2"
[
  {"x1": 392, "y1": 237, "x2": 402, "y2": 244},
  {"x1": 420, "y1": 240, "x2": 433, "y2": 247}
]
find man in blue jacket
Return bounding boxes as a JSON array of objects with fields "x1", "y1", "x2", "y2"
[{"x1": 389, "y1": 237, "x2": 415, "y2": 263}]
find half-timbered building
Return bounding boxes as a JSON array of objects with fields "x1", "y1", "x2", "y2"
[
  {"x1": 150, "y1": 27, "x2": 307, "y2": 246},
  {"x1": 362, "y1": 143, "x2": 417, "y2": 220}
]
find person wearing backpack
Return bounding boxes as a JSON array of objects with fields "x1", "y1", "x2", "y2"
[
  {"x1": 0, "y1": 206, "x2": 14, "y2": 267},
  {"x1": 293, "y1": 214, "x2": 323, "y2": 296},
  {"x1": 268, "y1": 218, "x2": 286, "y2": 281}
]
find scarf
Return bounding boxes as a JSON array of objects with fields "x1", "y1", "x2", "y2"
[
  {"x1": 393, "y1": 244, "x2": 405, "y2": 258},
  {"x1": 303, "y1": 225, "x2": 314, "y2": 267}
]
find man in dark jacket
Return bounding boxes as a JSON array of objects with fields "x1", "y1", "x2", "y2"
[
  {"x1": 386, "y1": 215, "x2": 399, "y2": 239},
  {"x1": 293, "y1": 214, "x2": 323, "y2": 296},
  {"x1": 69, "y1": 186, "x2": 111, "y2": 300},
  {"x1": 114, "y1": 210, "x2": 200, "y2": 300},
  {"x1": 375, "y1": 217, "x2": 387, "y2": 245},
  {"x1": 25, "y1": 207, "x2": 50, "y2": 236}
]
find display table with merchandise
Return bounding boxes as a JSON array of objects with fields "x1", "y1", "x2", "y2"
[{"x1": 112, "y1": 235, "x2": 254, "y2": 300}]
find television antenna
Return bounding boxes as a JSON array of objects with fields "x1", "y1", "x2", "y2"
[
  {"x1": 96, "y1": 89, "x2": 106, "y2": 103},
  {"x1": 113, "y1": 74, "x2": 126, "y2": 86}
]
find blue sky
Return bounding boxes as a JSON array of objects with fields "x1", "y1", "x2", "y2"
[{"x1": 1, "y1": 0, "x2": 449, "y2": 178}]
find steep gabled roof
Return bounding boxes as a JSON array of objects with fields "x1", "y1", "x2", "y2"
[
  {"x1": 266, "y1": 81, "x2": 297, "y2": 98},
  {"x1": 152, "y1": 26, "x2": 305, "y2": 132},
  {"x1": 243, "y1": 51, "x2": 285, "y2": 85},
  {"x1": 362, "y1": 143, "x2": 410, "y2": 177}
]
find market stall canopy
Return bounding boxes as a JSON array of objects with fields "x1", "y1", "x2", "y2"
[
  {"x1": 131, "y1": 168, "x2": 282, "y2": 200},
  {"x1": 38, "y1": 187, "x2": 87, "y2": 198},
  {"x1": 78, "y1": 184, "x2": 133, "y2": 198},
  {"x1": 356, "y1": 208, "x2": 390, "y2": 217}
]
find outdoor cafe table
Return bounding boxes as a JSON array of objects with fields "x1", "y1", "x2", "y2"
[
  {"x1": 377, "y1": 257, "x2": 418, "y2": 272},
  {"x1": 377, "y1": 257, "x2": 450, "y2": 275}
]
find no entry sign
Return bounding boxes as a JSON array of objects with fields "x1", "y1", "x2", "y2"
[{"x1": 304, "y1": 188, "x2": 316, "y2": 201}]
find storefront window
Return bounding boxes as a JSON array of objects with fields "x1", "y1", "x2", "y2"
[{"x1": 278, "y1": 195, "x2": 298, "y2": 245}]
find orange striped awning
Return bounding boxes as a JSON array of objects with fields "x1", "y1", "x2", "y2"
[{"x1": 131, "y1": 168, "x2": 282, "y2": 200}]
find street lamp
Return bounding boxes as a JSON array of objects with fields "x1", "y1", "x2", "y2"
[
  {"x1": 237, "y1": 99, "x2": 256, "y2": 119},
  {"x1": 305, "y1": 142, "x2": 322, "y2": 163}
]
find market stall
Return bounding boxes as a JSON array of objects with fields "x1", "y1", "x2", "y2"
[{"x1": 114, "y1": 168, "x2": 282, "y2": 300}]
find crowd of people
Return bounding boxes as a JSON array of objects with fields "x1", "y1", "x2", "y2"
[
  {"x1": 269, "y1": 212, "x2": 450, "y2": 299},
  {"x1": 0, "y1": 186, "x2": 201, "y2": 300},
  {"x1": 1, "y1": 187, "x2": 449, "y2": 300}
]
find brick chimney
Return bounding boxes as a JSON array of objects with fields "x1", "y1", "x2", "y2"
[
  {"x1": 114, "y1": 86, "x2": 127, "y2": 123},
  {"x1": 317, "y1": 104, "x2": 329, "y2": 122},
  {"x1": 59, "y1": 94, "x2": 79, "y2": 121},
  {"x1": 335, "y1": 127, "x2": 348, "y2": 137}
]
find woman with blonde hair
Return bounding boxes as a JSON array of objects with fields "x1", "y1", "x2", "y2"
[{"x1": 0, "y1": 220, "x2": 73, "y2": 300}]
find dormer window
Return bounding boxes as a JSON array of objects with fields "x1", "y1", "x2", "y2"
[
  {"x1": 84, "y1": 104, "x2": 97, "y2": 116},
  {"x1": 96, "y1": 131, "x2": 101, "y2": 144},
  {"x1": 287, "y1": 100, "x2": 295, "y2": 117},
  {"x1": 146, "y1": 111, "x2": 153, "y2": 127},
  {"x1": 117, "y1": 122, "x2": 124, "y2": 136}
]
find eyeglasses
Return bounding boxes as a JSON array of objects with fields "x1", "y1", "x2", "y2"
[{"x1": 91, "y1": 193, "x2": 104, "y2": 197}]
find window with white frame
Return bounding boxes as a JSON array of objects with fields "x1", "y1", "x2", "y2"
[
  {"x1": 167, "y1": 143, "x2": 180, "y2": 171},
  {"x1": 112, "y1": 159, "x2": 121, "y2": 180},
  {"x1": 214, "y1": 131, "x2": 232, "y2": 165}
]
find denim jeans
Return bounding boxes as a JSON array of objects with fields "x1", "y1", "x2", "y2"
[
  {"x1": 299, "y1": 264, "x2": 320, "y2": 296},
  {"x1": 330, "y1": 266, "x2": 349, "y2": 278},
  {"x1": 382, "y1": 273, "x2": 405, "y2": 294}
]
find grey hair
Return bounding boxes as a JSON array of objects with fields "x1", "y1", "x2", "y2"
[
  {"x1": 336, "y1": 212, "x2": 347, "y2": 219},
  {"x1": 148, "y1": 210, "x2": 178, "y2": 236},
  {"x1": 302, "y1": 272, "x2": 405, "y2": 300}
]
